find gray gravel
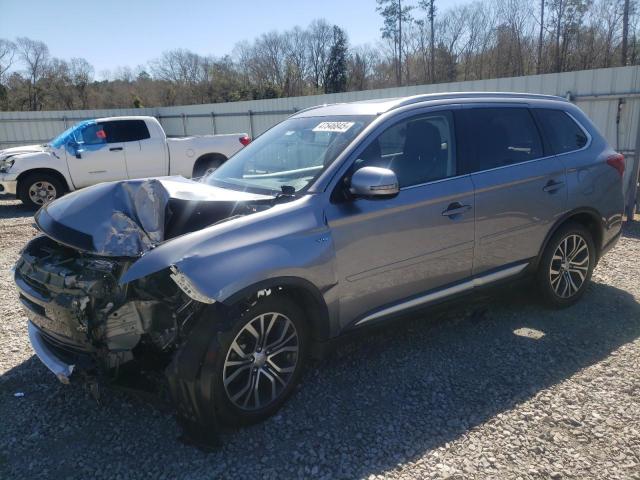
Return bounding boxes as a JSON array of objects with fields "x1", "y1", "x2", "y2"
[{"x1": 0, "y1": 195, "x2": 639, "y2": 479}]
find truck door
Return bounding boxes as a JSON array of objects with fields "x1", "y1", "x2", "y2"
[
  {"x1": 66, "y1": 122, "x2": 128, "y2": 188},
  {"x1": 106, "y1": 119, "x2": 167, "y2": 179}
]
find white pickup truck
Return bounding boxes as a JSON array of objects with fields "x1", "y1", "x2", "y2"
[{"x1": 0, "y1": 116, "x2": 249, "y2": 208}]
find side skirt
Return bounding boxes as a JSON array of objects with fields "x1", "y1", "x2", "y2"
[{"x1": 351, "y1": 262, "x2": 530, "y2": 328}]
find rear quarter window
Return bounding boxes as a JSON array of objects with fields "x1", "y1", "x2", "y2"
[
  {"x1": 100, "y1": 120, "x2": 151, "y2": 143},
  {"x1": 534, "y1": 109, "x2": 588, "y2": 154}
]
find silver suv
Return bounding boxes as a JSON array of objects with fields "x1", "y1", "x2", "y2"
[{"x1": 15, "y1": 93, "x2": 625, "y2": 440}]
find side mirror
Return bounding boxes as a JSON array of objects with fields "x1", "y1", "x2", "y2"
[
  {"x1": 349, "y1": 166, "x2": 399, "y2": 198},
  {"x1": 68, "y1": 140, "x2": 82, "y2": 159}
]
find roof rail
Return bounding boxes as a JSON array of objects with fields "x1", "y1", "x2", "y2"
[
  {"x1": 390, "y1": 91, "x2": 568, "y2": 111},
  {"x1": 291, "y1": 103, "x2": 342, "y2": 116}
]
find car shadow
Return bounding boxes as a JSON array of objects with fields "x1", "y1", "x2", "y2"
[{"x1": 1, "y1": 280, "x2": 639, "y2": 478}]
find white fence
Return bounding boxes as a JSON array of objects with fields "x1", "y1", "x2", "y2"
[{"x1": 1, "y1": 66, "x2": 640, "y2": 213}]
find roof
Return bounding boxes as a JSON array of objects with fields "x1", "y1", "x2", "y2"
[
  {"x1": 291, "y1": 92, "x2": 568, "y2": 118},
  {"x1": 94, "y1": 115, "x2": 156, "y2": 123}
]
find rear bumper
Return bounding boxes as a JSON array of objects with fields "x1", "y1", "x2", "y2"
[{"x1": 28, "y1": 321, "x2": 77, "y2": 384}]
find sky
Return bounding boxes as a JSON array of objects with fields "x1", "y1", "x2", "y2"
[{"x1": 1, "y1": 0, "x2": 466, "y2": 77}]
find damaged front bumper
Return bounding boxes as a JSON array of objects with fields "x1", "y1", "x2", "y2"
[
  {"x1": 15, "y1": 235, "x2": 202, "y2": 384},
  {"x1": 27, "y1": 321, "x2": 78, "y2": 384}
]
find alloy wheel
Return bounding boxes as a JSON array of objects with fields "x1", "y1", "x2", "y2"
[
  {"x1": 549, "y1": 234, "x2": 590, "y2": 299},
  {"x1": 223, "y1": 312, "x2": 299, "y2": 411},
  {"x1": 28, "y1": 181, "x2": 57, "y2": 206}
]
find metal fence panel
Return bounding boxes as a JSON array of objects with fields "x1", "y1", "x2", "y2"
[{"x1": 1, "y1": 65, "x2": 640, "y2": 153}]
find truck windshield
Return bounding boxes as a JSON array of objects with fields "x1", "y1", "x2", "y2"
[
  {"x1": 49, "y1": 120, "x2": 95, "y2": 148},
  {"x1": 206, "y1": 115, "x2": 374, "y2": 194}
]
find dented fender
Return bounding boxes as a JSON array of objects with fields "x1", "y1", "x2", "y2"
[{"x1": 120, "y1": 195, "x2": 338, "y2": 305}]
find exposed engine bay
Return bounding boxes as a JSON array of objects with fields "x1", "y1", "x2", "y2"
[{"x1": 16, "y1": 235, "x2": 202, "y2": 372}]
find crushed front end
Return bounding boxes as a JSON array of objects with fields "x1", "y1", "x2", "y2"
[{"x1": 15, "y1": 235, "x2": 202, "y2": 384}]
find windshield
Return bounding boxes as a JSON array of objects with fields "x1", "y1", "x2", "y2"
[
  {"x1": 49, "y1": 120, "x2": 95, "y2": 148},
  {"x1": 206, "y1": 115, "x2": 374, "y2": 194}
]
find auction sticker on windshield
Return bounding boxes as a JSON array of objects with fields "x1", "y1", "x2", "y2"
[{"x1": 312, "y1": 121, "x2": 355, "y2": 133}]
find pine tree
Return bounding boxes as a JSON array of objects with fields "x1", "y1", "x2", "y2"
[{"x1": 325, "y1": 26, "x2": 348, "y2": 94}]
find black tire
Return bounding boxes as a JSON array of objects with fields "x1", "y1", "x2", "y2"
[
  {"x1": 180, "y1": 293, "x2": 309, "y2": 429},
  {"x1": 536, "y1": 222, "x2": 596, "y2": 308},
  {"x1": 193, "y1": 155, "x2": 225, "y2": 178},
  {"x1": 17, "y1": 172, "x2": 66, "y2": 209}
]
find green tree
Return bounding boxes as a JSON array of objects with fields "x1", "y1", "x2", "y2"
[
  {"x1": 325, "y1": 26, "x2": 349, "y2": 93},
  {"x1": 377, "y1": 0, "x2": 414, "y2": 86}
]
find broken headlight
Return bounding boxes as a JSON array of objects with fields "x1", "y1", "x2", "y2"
[{"x1": 169, "y1": 265, "x2": 215, "y2": 304}]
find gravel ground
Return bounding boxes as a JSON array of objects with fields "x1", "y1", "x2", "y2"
[{"x1": 0, "y1": 195, "x2": 639, "y2": 480}]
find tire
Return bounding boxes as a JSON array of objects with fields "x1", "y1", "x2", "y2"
[
  {"x1": 193, "y1": 293, "x2": 309, "y2": 427},
  {"x1": 193, "y1": 156, "x2": 225, "y2": 178},
  {"x1": 536, "y1": 222, "x2": 596, "y2": 308},
  {"x1": 18, "y1": 172, "x2": 66, "y2": 209}
]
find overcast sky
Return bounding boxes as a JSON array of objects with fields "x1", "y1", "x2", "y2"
[{"x1": 1, "y1": 0, "x2": 467, "y2": 76}]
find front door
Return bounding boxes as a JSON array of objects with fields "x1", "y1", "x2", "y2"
[
  {"x1": 456, "y1": 106, "x2": 567, "y2": 274},
  {"x1": 66, "y1": 121, "x2": 128, "y2": 188},
  {"x1": 325, "y1": 110, "x2": 476, "y2": 327}
]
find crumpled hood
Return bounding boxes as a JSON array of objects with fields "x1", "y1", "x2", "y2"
[
  {"x1": 0, "y1": 144, "x2": 47, "y2": 160},
  {"x1": 34, "y1": 176, "x2": 274, "y2": 257}
]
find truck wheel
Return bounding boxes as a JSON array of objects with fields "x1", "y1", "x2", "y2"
[
  {"x1": 536, "y1": 222, "x2": 596, "y2": 308},
  {"x1": 18, "y1": 173, "x2": 66, "y2": 209},
  {"x1": 193, "y1": 155, "x2": 226, "y2": 178}
]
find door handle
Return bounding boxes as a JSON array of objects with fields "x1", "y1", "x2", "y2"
[
  {"x1": 109, "y1": 147, "x2": 123, "y2": 151},
  {"x1": 543, "y1": 180, "x2": 565, "y2": 193},
  {"x1": 442, "y1": 202, "x2": 472, "y2": 218}
]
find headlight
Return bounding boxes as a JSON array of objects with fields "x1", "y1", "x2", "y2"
[{"x1": 0, "y1": 156, "x2": 15, "y2": 173}]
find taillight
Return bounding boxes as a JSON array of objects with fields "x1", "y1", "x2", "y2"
[
  {"x1": 606, "y1": 153, "x2": 625, "y2": 177},
  {"x1": 239, "y1": 135, "x2": 251, "y2": 146}
]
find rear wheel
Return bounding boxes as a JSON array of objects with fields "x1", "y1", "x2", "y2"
[
  {"x1": 537, "y1": 223, "x2": 596, "y2": 308},
  {"x1": 18, "y1": 173, "x2": 66, "y2": 209}
]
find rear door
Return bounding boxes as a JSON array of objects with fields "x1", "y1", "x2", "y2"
[
  {"x1": 102, "y1": 120, "x2": 167, "y2": 179},
  {"x1": 456, "y1": 106, "x2": 567, "y2": 275},
  {"x1": 67, "y1": 122, "x2": 127, "y2": 188}
]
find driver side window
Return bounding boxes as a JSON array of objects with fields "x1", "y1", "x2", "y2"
[
  {"x1": 356, "y1": 111, "x2": 456, "y2": 188},
  {"x1": 74, "y1": 123, "x2": 107, "y2": 146}
]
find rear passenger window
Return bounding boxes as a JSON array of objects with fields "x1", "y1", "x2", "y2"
[
  {"x1": 459, "y1": 108, "x2": 543, "y2": 173},
  {"x1": 100, "y1": 120, "x2": 151, "y2": 143},
  {"x1": 534, "y1": 109, "x2": 588, "y2": 154}
]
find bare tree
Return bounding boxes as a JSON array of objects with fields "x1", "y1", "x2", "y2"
[
  {"x1": 69, "y1": 58, "x2": 94, "y2": 108},
  {"x1": 622, "y1": 0, "x2": 631, "y2": 63},
  {"x1": 0, "y1": 39, "x2": 16, "y2": 83},
  {"x1": 15, "y1": 37, "x2": 50, "y2": 109},
  {"x1": 307, "y1": 19, "x2": 333, "y2": 91},
  {"x1": 538, "y1": 0, "x2": 546, "y2": 73}
]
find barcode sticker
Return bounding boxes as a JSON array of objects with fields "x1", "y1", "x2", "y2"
[{"x1": 312, "y1": 121, "x2": 355, "y2": 133}]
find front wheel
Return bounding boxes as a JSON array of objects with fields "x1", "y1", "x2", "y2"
[
  {"x1": 204, "y1": 294, "x2": 308, "y2": 426},
  {"x1": 536, "y1": 223, "x2": 596, "y2": 308},
  {"x1": 17, "y1": 173, "x2": 66, "y2": 209}
]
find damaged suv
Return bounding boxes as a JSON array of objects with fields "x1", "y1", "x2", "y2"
[{"x1": 15, "y1": 93, "x2": 625, "y2": 439}]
